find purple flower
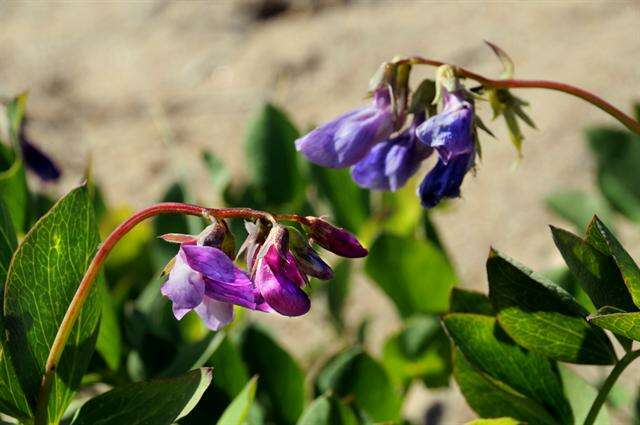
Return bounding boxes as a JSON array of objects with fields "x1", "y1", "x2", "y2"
[
  {"x1": 254, "y1": 244, "x2": 311, "y2": 317},
  {"x1": 19, "y1": 134, "x2": 61, "y2": 182},
  {"x1": 161, "y1": 246, "x2": 267, "y2": 330},
  {"x1": 418, "y1": 152, "x2": 475, "y2": 208},
  {"x1": 351, "y1": 114, "x2": 432, "y2": 191},
  {"x1": 287, "y1": 226, "x2": 333, "y2": 280},
  {"x1": 305, "y1": 217, "x2": 368, "y2": 258},
  {"x1": 415, "y1": 91, "x2": 474, "y2": 164},
  {"x1": 295, "y1": 88, "x2": 395, "y2": 168}
]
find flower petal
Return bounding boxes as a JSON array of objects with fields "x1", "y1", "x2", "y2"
[
  {"x1": 255, "y1": 246, "x2": 310, "y2": 316},
  {"x1": 20, "y1": 136, "x2": 61, "y2": 182},
  {"x1": 194, "y1": 297, "x2": 234, "y2": 331},
  {"x1": 418, "y1": 152, "x2": 474, "y2": 208},
  {"x1": 160, "y1": 252, "x2": 205, "y2": 320}
]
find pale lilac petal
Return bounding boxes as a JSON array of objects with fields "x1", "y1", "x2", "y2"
[
  {"x1": 194, "y1": 297, "x2": 234, "y2": 330},
  {"x1": 160, "y1": 252, "x2": 205, "y2": 320}
]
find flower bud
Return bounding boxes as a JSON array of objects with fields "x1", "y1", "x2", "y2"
[
  {"x1": 304, "y1": 217, "x2": 368, "y2": 258},
  {"x1": 286, "y1": 226, "x2": 333, "y2": 280},
  {"x1": 238, "y1": 220, "x2": 269, "y2": 274},
  {"x1": 197, "y1": 220, "x2": 235, "y2": 259}
]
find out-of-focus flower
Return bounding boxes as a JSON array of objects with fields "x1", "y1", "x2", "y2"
[
  {"x1": 418, "y1": 152, "x2": 475, "y2": 208},
  {"x1": 19, "y1": 126, "x2": 61, "y2": 182},
  {"x1": 351, "y1": 113, "x2": 432, "y2": 191},
  {"x1": 295, "y1": 88, "x2": 395, "y2": 168},
  {"x1": 305, "y1": 217, "x2": 368, "y2": 258}
]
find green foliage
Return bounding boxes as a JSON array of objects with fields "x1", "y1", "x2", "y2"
[
  {"x1": 297, "y1": 394, "x2": 358, "y2": 425},
  {"x1": 217, "y1": 376, "x2": 259, "y2": 425},
  {"x1": 365, "y1": 232, "x2": 456, "y2": 317},
  {"x1": 588, "y1": 308, "x2": 640, "y2": 341},
  {"x1": 239, "y1": 325, "x2": 306, "y2": 425},
  {"x1": 487, "y1": 249, "x2": 615, "y2": 364},
  {"x1": 546, "y1": 189, "x2": 613, "y2": 232},
  {"x1": 71, "y1": 368, "x2": 212, "y2": 425},
  {"x1": 3, "y1": 186, "x2": 102, "y2": 423}
]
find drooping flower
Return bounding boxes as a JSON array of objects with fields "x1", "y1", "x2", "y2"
[
  {"x1": 415, "y1": 88, "x2": 476, "y2": 207},
  {"x1": 295, "y1": 88, "x2": 395, "y2": 168},
  {"x1": 350, "y1": 113, "x2": 432, "y2": 191}
]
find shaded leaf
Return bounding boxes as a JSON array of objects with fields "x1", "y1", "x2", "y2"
[
  {"x1": 217, "y1": 376, "x2": 258, "y2": 425},
  {"x1": 202, "y1": 150, "x2": 231, "y2": 196},
  {"x1": 365, "y1": 233, "x2": 456, "y2": 317},
  {"x1": 450, "y1": 288, "x2": 494, "y2": 316},
  {"x1": 488, "y1": 249, "x2": 615, "y2": 364},
  {"x1": 546, "y1": 189, "x2": 613, "y2": 232},
  {"x1": 325, "y1": 261, "x2": 350, "y2": 332},
  {"x1": 159, "y1": 332, "x2": 224, "y2": 378},
  {"x1": 443, "y1": 314, "x2": 572, "y2": 423},
  {"x1": 239, "y1": 325, "x2": 305, "y2": 425},
  {"x1": 296, "y1": 394, "x2": 358, "y2": 425},
  {"x1": 4, "y1": 186, "x2": 102, "y2": 422},
  {"x1": 245, "y1": 103, "x2": 302, "y2": 206},
  {"x1": 315, "y1": 347, "x2": 401, "y2": 423},
  {"x1": 71, "y1": 368, "x2": 212, "y2": 425},
  {"x1": 551, "y1": 226, "x2": 637, "y2": 312},
  {"x1": 95, "y1": 284, "x2": 122, "y2": 371}
]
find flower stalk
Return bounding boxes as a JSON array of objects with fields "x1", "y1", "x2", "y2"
[
  {"x1": 583, "y1": 349, "x2": 640, "y2": 425},
  {"x1": 34, "y1": 202, "x2": 323, "y2": 425},
  {"x1": 401, "y1": 55, "x2": 640, "y2": 134}
]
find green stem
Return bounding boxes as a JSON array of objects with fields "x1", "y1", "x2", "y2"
[
  {"x1": 400, "y1": 56, "x2": 640, "y2": 135},
  {"x1": 583, "y1": 349, "x2": 640, "y2": 425}
]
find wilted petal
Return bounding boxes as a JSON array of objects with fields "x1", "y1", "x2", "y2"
[
  {"x1": 418, "y1": 152, "x2": 474, "y2": 208},
  {"x1": 160, "y1": 252, "x2": 205, "y2": 320},
  {"x1": 194, "y1": 297, "x2": 234, "y2": 331},
  {"x1": 295, "y1": 90, "x2": 394, "y2": 168},
  {"x1": 182, "y1": 245, "x2": 265, "y2": 310},
  {"x1": 415, "y1": 92, "x2": 474, "y2": 164},
  {"x1": 255, "y1": 246, "x2": 310, "y2": 316},
  {"x1": 20, "y1": 136, "x2": 61, "y2": 182}
]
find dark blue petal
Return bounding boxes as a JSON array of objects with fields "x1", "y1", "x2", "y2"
[
  {"x1": 418, "y1": 152, "x2": 474, "y2": 208},
  {"x1": 20, "y1": 136, "x2": 61, "y2": 182}
]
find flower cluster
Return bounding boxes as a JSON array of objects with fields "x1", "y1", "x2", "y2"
[
  {"x1": 160, "y1": 216, "x2": 367, "y2": 330},
  {"x1": 296, "y1": 58, "x2": 533, "y2": 208}
]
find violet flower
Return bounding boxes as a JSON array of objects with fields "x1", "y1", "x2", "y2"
[
  {"x1": 295, "y1": 88, "x2": 395, "y2": 168},
  {"x1": 351, "y1": 113, "x2": 432, "y2": 191}
]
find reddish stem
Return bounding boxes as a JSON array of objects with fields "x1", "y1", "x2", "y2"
[{"x1": 401, "y1": 56, "x2": 640, "y2": 134}]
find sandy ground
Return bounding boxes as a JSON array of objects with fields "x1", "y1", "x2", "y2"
[{"x1": 1, "y1": 1, "x2": 639, "y2": 423}]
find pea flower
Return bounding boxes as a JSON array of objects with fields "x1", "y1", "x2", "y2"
[
  {"x1": 295, "y1": 88, "x2": 395, "y2": 168},
  {"x1": 415, "y1": 88, "x2": 476, "y2": 207},
  {"x1": 305, "y1": 217, "x2": 368, "y2": 258},
  {"x1": 350, "y1": 113, "x2": 432, "y2": 191}
]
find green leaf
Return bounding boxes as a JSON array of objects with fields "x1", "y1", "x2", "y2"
[
  {"x1": 453, "y1": 351, "x2": 558, "y2": 425},
  {"x1": 71, "y1": 368, "x2": 212, "y2": 425},
  {"x1": 587, "y1": 127, "x2": 640, "y2": 221},
  {"x1": 309, "y1": 165, "x2": 369, "y2": 232},
  {"x1": 450, "y1": 288, "x2": 494, "y2": 316},
  {"x1": 315, "y1": 347, "x2": 401, "y2": 423},
  {"x1": 487, "y1": 249, "x2": 615, "y2": 364},
  {"x1": 546, "y1": 189, "x2": 613, "y2": 232},
  {"x1": 588, "y1": 309, "x2": 640, "y2": 341},
  {"x1": 239, "y1": 325, "x2": 305, "y2": 425},
  {"x1": 558, "y1": 366, "x2": 609, "y2": 425},
  {"x1": 95, "y1": 284, "x2": 122, "y2": 371},
  {"x1": 0, "y1": 94, "x2": 30, "y2": 232},
  {"x1": 466, "y1": 418, "x2": 521, "y2": 425},
  {"x1": 551, "y1": 226, "x2": 637, "y2": 312},
  {"x1": 0, "y1": 199, "x2": 30, "y2": 420},
  {"x1": 443, "y1": 314, "x2": 572, "y2": 423},
  {"x1": 365, "y1": 233, "x2": 456, "y2": 317},
  {"x1": 585, "y1": 216, "x2": 640, "y2": 308},
  {"x1": 382, "y1": 316, "x2": 451, "y2": 390},
  {"x1": 209, "y1": 334, "x2": 250, "y2": 398},
  {"x1": 296, "y1": 394, "x2": 358, "y2": 425},
  {"x1": 325, "y1": 261, "x2": 350, "y2": 331},
  {"x1": 3, "y1": 186, "x2": 102, "y2": 422},
  {"x1": 217, "y1": 376, "x2": 258, "y2": 425},
  {"x1": 159, "y1": 332, "x2": 224, "y2": 378},
  {"x1": 202, "y1": 150, "x2": 231, "y2": 195},
  {"x1": 245, "y1": 103, "x2": 302, "y2": 206}
]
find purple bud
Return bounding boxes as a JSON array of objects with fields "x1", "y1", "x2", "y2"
[
  {"x1": 295, "y1": 88, "x2": 395, "y2": 168},
  {"x1": 287, "y1": 226, "x2": 333, "y2": 280},
  {"x1": 305, "y1": 217, "x2": 367, "y2": 258}
]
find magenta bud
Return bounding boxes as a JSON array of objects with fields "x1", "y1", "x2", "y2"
[
  {"x1": 286, "y1": 226, "x2": 334, "y2": 280},
  {"x1": 305, "y1": 217, "x2": 368, "y2": 258}
]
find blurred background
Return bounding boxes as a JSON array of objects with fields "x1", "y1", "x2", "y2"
[{"x1": 0, "y1": 1, "x2": 639, "y2": 423}]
